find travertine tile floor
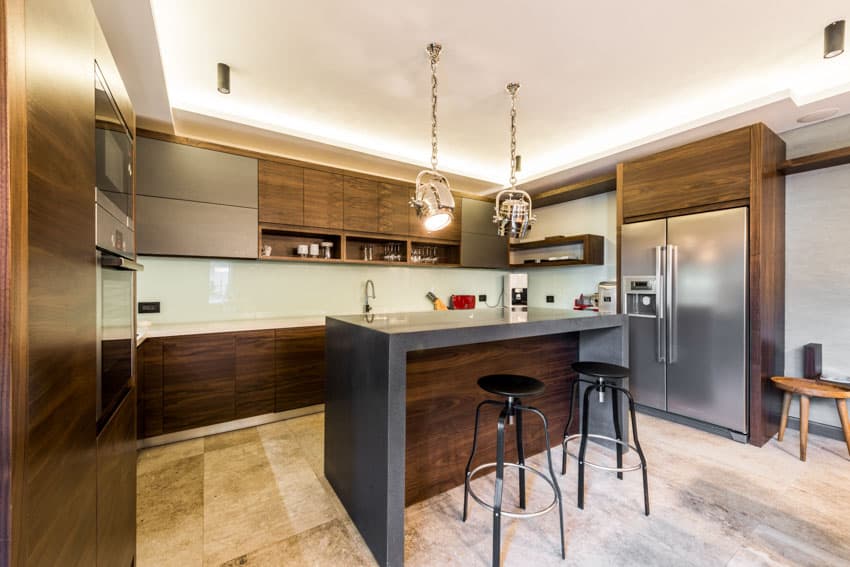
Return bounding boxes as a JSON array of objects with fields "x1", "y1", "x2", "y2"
[{"x1": 137, "y1": 412, "x2": 850, "y2": 566}]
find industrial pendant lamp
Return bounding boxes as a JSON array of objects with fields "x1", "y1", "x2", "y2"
[
  {"x1": 493, "y1": 83, "x2": 536, "y2": 239},
  {"x1": 410, "y1": 43, "x2": 455, "y2": 232}
]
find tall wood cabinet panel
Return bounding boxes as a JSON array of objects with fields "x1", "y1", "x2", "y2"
[
  {"x1": 96, "y1": 390, "x2": 136, "y2": 567},
  {"x1": 137, "y1": 338, "x2": 164, "y2": 438},
  {"x1": 408, "y1": 188, "x2": 462, "y2": 240},
  {"x1": 303, "y1": 169, "x2": 343, "y2": 229},
  {"x1": 378, "y1": 182, "x2": 409, "y2": 235},
  {"x1": 621, "y1": 126, "x2": 752, "y2": 220},
  {"x1": 162, "y1": 334, "x2": 236, "y2": 433},
  {"x1": 344, "y1": 177, "x2": 379, "y2": 232},
  {"x1": 235, "y1": 331, "x2": 276, "y2": 419},
  {"x1": 259, "y1": 161, "x2": 303, "y2": 226},
  {"x1": 275, "y1": 326, "x2": 326, "y2": 412}
]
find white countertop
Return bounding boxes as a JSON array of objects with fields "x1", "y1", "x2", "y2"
[{"x1": 136, "y1": 315, "x2": 327, "y2": 346}]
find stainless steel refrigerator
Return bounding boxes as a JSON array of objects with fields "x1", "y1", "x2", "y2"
[{"x1": 622, "y1": 207, "x2": 748, "y2": 436}]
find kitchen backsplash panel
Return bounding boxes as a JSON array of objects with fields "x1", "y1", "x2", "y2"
[{"x1": 136, "y1": 256, "x2": 508, "y2": 323}]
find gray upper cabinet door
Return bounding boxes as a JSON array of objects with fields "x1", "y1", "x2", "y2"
[
  {"x1": 136, "y1": 137, "x2": 258, "y2": 208},
  {"x1": 460, "y1": 198, "x2": 508, "y2": 268},
  {"x1": 136, "y1": 196, "x2": 258, "y2": 259}
]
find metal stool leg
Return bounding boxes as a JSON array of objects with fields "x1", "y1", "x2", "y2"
[
  {"x1": 492, "y1": 406, "x2": 508, "y2": 567},
  {"x1": 515, "y1": 401, "x2": 526, "y2": 509},
  {"x1": 561, "y1": 379, "x2": 580, "y2": 475},
  {"x1": 611, "y1": 385, "x2": 624, "y2": 480},
  {"x1": 523, "y1": 405, "x2": 566, "y2": 560},
  {"x1": 464, "y1": 400, "x2": 500, "y2": 522},
  {"x1": 613, "y1": 385, "x2": 650, "y2": 516},
  {"x1": 577, "y1": 383, "x2": 595, "y2": 510}
]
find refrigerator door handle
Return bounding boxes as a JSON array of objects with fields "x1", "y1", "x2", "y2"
[
  {"x1": 654, "y1": 245, "x2": 666, "y2": 363},
  {"x1": 667, "y1": 244, "x2": 678, "y2": 364}
]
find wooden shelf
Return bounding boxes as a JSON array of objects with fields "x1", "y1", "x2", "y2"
[
  {"x1": 530, "y1": 172, "x2": 617, "y2": 208},
  {"x1": 779, "y1": 145, "x2": 850, "y2": 175},
  {"x1": 508, "y1": 234, "x2": 604, "y2": 267}
]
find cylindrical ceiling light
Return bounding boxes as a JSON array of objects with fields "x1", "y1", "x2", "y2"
[
  {"x1": 493, "y1": 83, "x2": 536, "y2": 239},
  {"x1": 824, "y1": 20, "x2": 845, "y2": 59},
  {"x1": 217, "y1": 62, "x2": 231, "y2": 94},
  {"x1": 410, "y1": 43, "x2": 455, "y2": 232}
]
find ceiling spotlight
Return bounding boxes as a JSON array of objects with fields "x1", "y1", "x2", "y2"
[
  {"x1": 824, "y1": 20, "x2": 845, "y2": 59},
  {"x1": 410, "y1": 43, "x2": 455, "y2": 232},
  {"x1": 493, "y1": 83, "x2": 536, "y2": 239},
  {"x1": 217, "y1": 62, "x2": 231, "y2": 94}
]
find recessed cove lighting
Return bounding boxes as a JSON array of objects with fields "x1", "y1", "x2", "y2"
[
  {"x1": 824, "y1": 20, "x2": 845, "y2": 59},
  {"x1": 217, "y1": 63, "x2": 230, "y2": 94},
  {"x1": 796, "y1": 107, "x2": 839, "y2": 123}
]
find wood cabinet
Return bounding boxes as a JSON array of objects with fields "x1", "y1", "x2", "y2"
[
  {"x1": 378, "y1": 182, "x2": 410, "y2": 235},
  {"x1": 460, "y1": 197, "x2": 507, "y2": 268},
  {"x1": 259, "y1": 160, "x2": 303, "y2": 225},
  {"x1": 163, "y1": 334, "x2": 236, "y2": 433},
  {"x1": 343, "y1": 176, "x2": 378, "y2": 232},
  {"x1": 303, "y1": 169, "x2": 344, "y2": 229},
  {"x1": 235, "y1": 331, "x2": 276, "y2": 419},
  {"x1": 620, "y1": 126, "x2": 752, "y2": 220},
  {"x1": 96, "y1": 390, "x2": 137, "y2": 567},
  {"x1": 275, "y1": 326, "x2": 326, "y2": 412},
  {"x1": 137, "y1": 326, "x2": 326, "y2": 438}
]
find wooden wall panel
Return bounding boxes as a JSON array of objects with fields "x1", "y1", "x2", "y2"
[
  {"x1": 405, "y1": 333, "x2": 578, "y2": 505},
  {"x1": 23, "y1": 0, "x2": 98, "y2": 563},
  {"x1": 258, "y1": 160, "x2": 303, "y2": 226},
  {"x1": 377, "y1": 182, "x2": 409, "y2": 235},
  {"x1": 275, "y1": 326, "x2": 325, "y2": 412},
  {"x1": 1, "y1": 0, "x2": 28, "y2": 563},
  {"x1": 621, "y1": 126, "x2": 752, "y2": 220},
  {"x1": 235, "y1": 330, "x2": 276, "y2": 419},
  {"x1": 748, "y1": 124, "x2": 786, "y2": 446},
  {"x1": 163, "y1": 334, "x2": 235, "y2": 433},
  {"x1": 96, "y1": 389, "x2": 136, "y2": 567},
  {"x1": 343, "y1": 176, "x2": 378, "y2": 233},
  {"x1": 303, "y1": 169, "x2": 343, "y2": 229},
  {"x1": 137, "y1": 339, "x2": 163, "y2": 438}
]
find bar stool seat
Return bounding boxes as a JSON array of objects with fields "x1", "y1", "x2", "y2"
[
  {"x1": 463, "y1": 374, "x2": 565, "y2": 566},
  {"x1": 562, "y1": 361, "x2": 650, "y2": 516}
]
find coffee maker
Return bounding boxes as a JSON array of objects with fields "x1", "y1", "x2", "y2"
[{"x1": 504, "y1": 273, "x2": 528, "y2": 311}]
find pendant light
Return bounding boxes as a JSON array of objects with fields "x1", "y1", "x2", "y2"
[
  {"x1": 410, "y1": 43, "x2": 455, "y2": 232},
  {"x1": 493, "y1": 83, "x2": 536, "y2": 239}
]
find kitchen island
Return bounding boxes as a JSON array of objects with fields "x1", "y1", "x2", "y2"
[{"x1": 324, "y1": 308, "x2": 628, "y2": 566}]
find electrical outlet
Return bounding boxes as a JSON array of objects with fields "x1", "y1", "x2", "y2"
[
  {"x1": 478, "y1": 294, "x2": 487, "y2": 302},
  {"x1": 138, "y1": 301, "x2": 160, "y2": 314},
  {"x1": 546, "y1": 295, "x2": 555, "y2": 303}
]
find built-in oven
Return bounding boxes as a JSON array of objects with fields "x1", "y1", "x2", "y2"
[{"x1": 95, "y1": 61, "x2": 140, "y2": 430}]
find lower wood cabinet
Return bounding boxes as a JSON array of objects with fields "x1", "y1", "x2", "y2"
[
  {"x1": 137, "y1": 326, "x2": 326, "y2": 439},
  {"x1": 97, "y1": 389, "x2": 137, "y2": 567}
]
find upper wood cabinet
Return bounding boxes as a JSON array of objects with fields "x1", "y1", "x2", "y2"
[
  {"x1": 259, "y1": 161, "x2": 303, "y2": 225},
  {"x1": 620, "y1": 126, "x2": 752, "y2": 220},
  {"x1": 303, "y1": 169, "x2": 344, "y2": 229},
  {"x1": 378, "y1": 182, "x2": 410, "y2": 235},
  {"x1": 408, "y1": 188, "x2": 463, "y2": 240},
  {"x1": 460, "y1": 198, "x2": 507, "y2": 268},
  {"x1": 343, "y1": 176, "x2": 379, "y2": 232}
]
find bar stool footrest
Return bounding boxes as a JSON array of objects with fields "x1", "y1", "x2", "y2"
[
  {"x1": 466, "y1": 462, "x2": 558, "y2": 519},
  {"x1": 563, "y1": 433, "x2": 644, "y2": 472}
]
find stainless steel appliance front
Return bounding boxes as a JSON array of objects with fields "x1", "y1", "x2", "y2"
[{"x1": 622, "y1": 208, "x2": 748, "y2": 435}]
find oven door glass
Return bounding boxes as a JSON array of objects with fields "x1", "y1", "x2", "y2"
[{"x1": 97, "y1": 251, "x2": 134, "y2": 428}]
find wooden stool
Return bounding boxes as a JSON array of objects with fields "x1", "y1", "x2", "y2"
[{"x1": 771, "y1": 376, "x2": 850, "y2": 461}]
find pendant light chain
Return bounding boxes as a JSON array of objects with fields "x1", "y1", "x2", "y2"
[
  {"x1": 507, "y1": 82, "x2": 519, "y2": 188},
  {"x1": 428, "y1": 43, "x2": 441, "y2": 170}
]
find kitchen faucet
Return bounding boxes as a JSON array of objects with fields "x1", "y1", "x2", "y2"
[{"x1": 364, "y1": 279, "x2": 376, "y2": 313}]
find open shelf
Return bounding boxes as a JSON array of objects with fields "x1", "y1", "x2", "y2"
[
  {"x1": 259, "y1": 226, "x2": 342, "y2": 261},
  {"x1": 344, "y1": 235, "x2": 408, "y2": 264},
  {"x1": 410, "y1": 240, "x2": 460, "y2": 266},
  {"x1": 509, "y1": 234, "x2": 604, "y2": 268}
]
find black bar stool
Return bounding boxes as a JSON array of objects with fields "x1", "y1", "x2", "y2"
[
  {"x1": 561, "y1": 361, "x2": 649, "y2": 515},
  {"x1": 462, "y1": 374, "x2": 565, "y2": 566}
]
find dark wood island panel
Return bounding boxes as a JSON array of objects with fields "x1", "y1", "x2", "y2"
[{"x1": 405, "y1": 333, "x2": 578, "y2": 505}]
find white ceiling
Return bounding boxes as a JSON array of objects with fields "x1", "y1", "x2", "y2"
[{"x1": 96, "y1": 1, "x2": 850, "y2": 194}]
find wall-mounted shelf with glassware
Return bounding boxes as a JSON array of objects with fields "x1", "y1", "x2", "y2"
[
  {"x1": 508, "y1": 234, "x2": 604, "y2": 268},
  {"x1": 259, "y1": 224, "x2": 460, "y2": 267}
]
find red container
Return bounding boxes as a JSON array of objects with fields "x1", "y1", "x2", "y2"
[{"x1": 450, "y1": 294, "x2": 476, "y2": 310}]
